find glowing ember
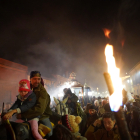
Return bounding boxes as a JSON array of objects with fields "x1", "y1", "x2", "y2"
[
  {"x1": 121, "y1": 39, "x2": 125, "y2": 47},
  {"x1": 103, "y1": 28, "x2": 111, "y2": 38},
  {"x1": 105, "y1": 44, "x2": 123, "y2": 112}
]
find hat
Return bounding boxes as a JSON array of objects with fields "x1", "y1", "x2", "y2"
[
  {"x1": 30, "y1": 71, "x2": 41, "y2": 79},
  {"x1": 19, "y1": 79, "x2": 31, "y2": 92},
  {"x1": 104, "y1": 103, "x2": 111, "y2": 112},
  {"x1": 88, "y1": 105, "x2": 95, "y2": 110},
  {"x1": 66, "y1": 88, "x2": 72, "y2": 94},
  {"x1": 61, "y1": 115, "x2": 81, "y2": 133}
]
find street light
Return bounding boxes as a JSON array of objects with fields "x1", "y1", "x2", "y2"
[{"x1": 97, "y1": 87, "x2": 98, "y2": 94}]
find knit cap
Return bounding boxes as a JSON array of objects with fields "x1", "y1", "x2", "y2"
[
  {"x1": 19, "y1": 79, "x2": 31, "y2": 92},
  {"x1": 61, "y1": 115, "x2": 82, "y2": 133}
]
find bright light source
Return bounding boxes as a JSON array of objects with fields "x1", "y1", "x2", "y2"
[
  {"x1": 88, "y1": 92, "x2": 92, "y2": 96},
  {"x1": 71, "y1": 88, "x2": 75, "y2": 93},
  {"x1": 122, "y1": 85, "x2": 126, "y2": 88},
  {"x1": 127, "y1": 80, "x2": 130, "y2": 83},
  {"x1": 58, "y1": 93, "x2": 64, "y2": 97},
  {"x1": 126, "y1": 72, "x2": 127, "y2": 74},
  {"x1": 105, "y1": 44, "x2": 123, "y2": 112}
]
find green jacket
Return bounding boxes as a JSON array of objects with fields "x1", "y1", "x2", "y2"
[
  {"x1": 70, "y1": 93, "x2": 78, "y2": 103},
  {"x1": 21, "y1": 83, "x2": 52, "y2": 120},
  {"x1": 63, "y1": 93, "x2": 78, "y2": 103},
  {"x1": 85, "y1": 125, "x2": 120, "y2": 140}
]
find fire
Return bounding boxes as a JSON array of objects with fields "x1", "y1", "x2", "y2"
[
  {"x1": 103, "y1": 28, "x2": 111, "y2": 38},
  {"x1": 121, "y1": 39, "x2": 125, "y2": 47},
  {"x1": 105, "y1": 44, "x2": 123, "y2": 111}
]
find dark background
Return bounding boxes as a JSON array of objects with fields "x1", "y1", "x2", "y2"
[{"x1": 0, "y1": 0, "x2": 140, "y2": 91}]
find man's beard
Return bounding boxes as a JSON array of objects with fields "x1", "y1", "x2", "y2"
[{"x1": 33, "y1": 83, "x2": 39, "y2": 87}]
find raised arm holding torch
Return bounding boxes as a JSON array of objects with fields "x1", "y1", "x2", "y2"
[{"x1": 104, "y1": 44, "x2": 131, "y2": 140}]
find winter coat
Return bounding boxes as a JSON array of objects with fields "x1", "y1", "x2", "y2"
[
  {"x1": 72, "y1": 132, "x2": 87, "y2": 140},
  {"x1": 9, "y1": 91, "x2": 36, "y2": 115},
  {"x1": 21, "y1": 83, "x2": 52, "y2": 120},
  {"x1": 85, "y1": 125, "x2": 120, "y2": 140},
  {"x1": 63, "y1": 93, "x2": 78, "y2": 114},
  {"x1": 83, "y1": 113, "x2": 98, "y2": 136},
  {"x1": 86, "y1": 113, "x2": 98, "y2": 129}
]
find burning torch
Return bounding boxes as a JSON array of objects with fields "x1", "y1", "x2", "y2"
[
  {"x1": 103, "y1": 28, "x2": 131, "y2": 139},
  {"x1": 104, "y1": 44, "x2": 131, "y2": 140}
]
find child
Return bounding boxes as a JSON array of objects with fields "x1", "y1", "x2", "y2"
[{"x1": 3, "y1": 79, "x2": 46, "y2": 140}]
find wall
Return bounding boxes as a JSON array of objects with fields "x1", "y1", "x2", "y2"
[
  {"x1": 0, "y1": 58, "x2": 28, "y2": 109},
  {"x1": 129, "y1": 62, "x2": 140, "y2": 95}
]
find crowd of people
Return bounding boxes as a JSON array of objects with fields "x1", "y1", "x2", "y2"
[{"x1": 1, "y1": 70, "x2": 140, "y2": 140}]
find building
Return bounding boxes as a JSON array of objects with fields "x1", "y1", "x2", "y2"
[
  {"x1": 121, "y1": 61, "x2": 140, "y2": 95},
  {"x1": 0, "y1": 58, "x2": 28, "y2": 110},
  {"x1": 121, "y1": 75, "x2": 132, "y2": 93},
  {"x1": 129, "y1": 61, "x2": 140, "y2": 95}
]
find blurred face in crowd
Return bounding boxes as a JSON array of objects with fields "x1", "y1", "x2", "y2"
[
  {"x1": 89, "y1": 109, "x2": 96, "y2": 116},
  {"x1": 30, "y1": 76, "x2": 41, "y2": 87},
  {"x1": 94, "y1": 102, "x2": 99, "y2": 107},
  {"x1": 103, "y1": 118, "x2": 115, "y2": 131},
  {"x1": 63, "y1": 88, "x2": 68, "y2": 94},
  {"x1": 19, "y1": 91, "x2": 28, "y2": 98}
]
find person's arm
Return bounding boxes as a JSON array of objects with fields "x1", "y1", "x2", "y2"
[
  {"x1": 3, "y1": 109, "x2": 17, "y2": 120},
  {"x1": 21, "y1": 89, "x2": 49, "y2": 120},
  {"x1": 17, "y1": 93, "x2": 36, "y2": 113},
  {"x1": 8, "y1": 99, "x2": 19, "y2": 111}
]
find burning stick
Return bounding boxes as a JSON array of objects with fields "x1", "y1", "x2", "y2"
[
  {"x1": 104, "y1": 44, "x2": 131, "y2": 140},
  {"x1": 103, "y1": 72, "x2": 114, "y2": 96}
]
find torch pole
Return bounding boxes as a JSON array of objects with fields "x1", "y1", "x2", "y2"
[{"x1": 104, "y1": 72, "x2": 131, "y2": 140}]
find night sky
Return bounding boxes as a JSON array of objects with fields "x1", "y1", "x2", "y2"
[{"x1": 0, "y1": 0, "x2": 140, "y2": 92}]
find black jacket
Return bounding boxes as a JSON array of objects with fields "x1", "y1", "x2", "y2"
[{"x1": 10, "y1": 91, "x2": 36, "y2": 114}]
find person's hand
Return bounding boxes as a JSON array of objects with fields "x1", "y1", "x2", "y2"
[
  {"x1": 16, "y1": 113, "x2": 22, "y2": 119},
  {"x1": 67, "y1": 94, "x2": 71, "y2": 97},
  {"x1": 67, "y1": 99, "x2": 71, "y2": 103},
  {"x1": 3, "y1": 111, "x2": 14, "y2": 120},
  {"x1": 93, "y1": 119, "x2": 101, "y2": 127}
]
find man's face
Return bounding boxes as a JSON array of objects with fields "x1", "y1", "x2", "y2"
[
  {"x1": 63, "y1": 88, "x2": 68, "y2": 94},
  {"x1": 30, "y1": 77, "x2": 41, "y2": 87},
  {"x1": 103, "y1": 118, "x2": 115, "y2": 131},
  {"x1": 89, "y1": 109, "x2": 96, "y2": 115}
]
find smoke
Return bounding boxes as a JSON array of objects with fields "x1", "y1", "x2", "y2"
[
  {"x1": 0, "y1": 0, "x2": 140, "y2": 97},
  {"x1": 108, "y1": 0, "x2": 140, "y2": 75}
]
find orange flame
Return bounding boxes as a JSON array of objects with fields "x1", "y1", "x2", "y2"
[
  {"x1": 121, "y1": 39, "x2": 125, "y2": 47},
  {"x1": 105, "y1": 44, "x2": 123, "y2": 111},
  {"x1": 103, "y1": 28, "x2": 111, "y2": 38}
]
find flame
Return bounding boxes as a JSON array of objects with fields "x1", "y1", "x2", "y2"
[
  {"x1": 105, "y1": 44, "x2": 123, "y2": 111},
  {"x1": 121, "y1": 39, "x2": 125, "y2": 47},
  {"x1": 103, "y1": 28, "x2": 111, "y2": 38}
]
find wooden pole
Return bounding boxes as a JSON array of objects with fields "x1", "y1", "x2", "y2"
[{"x1": 103, "y1": 72, "x2": 114, "y2": 96}]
